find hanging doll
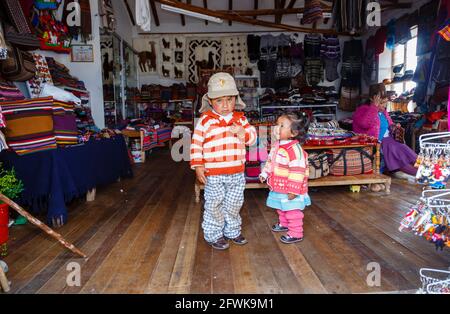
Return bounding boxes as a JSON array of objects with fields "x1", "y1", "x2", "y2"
[
  {"x1": 431, "y1": 225, "x2": 447, "y2": 251},
  {"x1": 430, "y1": 163, "x2": 446, "y2": 189}
]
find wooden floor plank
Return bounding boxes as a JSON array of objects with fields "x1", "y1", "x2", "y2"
[{"x1": 5, "y1": 149, "x2": 449, "y2": 294}]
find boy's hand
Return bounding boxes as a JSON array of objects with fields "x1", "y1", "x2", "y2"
[
  {"x1": 259, "y1": 175, "x2": 266, "y2": 183},
  {"x1": 195, "y1": 166, "x2": 207, "y2": 185},
  {"x1": 288, "y1": 193, "x2": 297, "y2": 200},
  {"x1": 230, "y1": 123, "x2": 245, "y2": 141}
]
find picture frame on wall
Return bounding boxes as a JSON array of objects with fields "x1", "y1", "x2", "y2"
[{"x1": 71, "y1": 44, "x2": 94, "y2": 62}]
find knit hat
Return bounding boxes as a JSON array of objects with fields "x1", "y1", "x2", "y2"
[{"x1": 199, "y1": 72, "x2": 246, "y2": 113}]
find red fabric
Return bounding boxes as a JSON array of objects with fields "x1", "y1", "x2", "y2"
[
  {"x1": 19, "y1": 0, "x2": 34, "y2": 19},
  {"x1": 0, "y1": 204, "x2": 8, "y2": 244},
  {"x1": 374, "y1": 26, "x2": 387, "y2": 55}
]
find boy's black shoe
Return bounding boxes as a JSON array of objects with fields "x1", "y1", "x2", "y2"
[
  {"x1": 271, "y1": 223, "x2": 289, "y2": 232},
  {"x1": 207, "y1": 237, "x2": 230, "y2": 250},
  {"x1": 280, "y1": 235, "x2": 303, "y2": 244},
  {"x1": 225, "y1": 234, "x2": 248, "y2": 245}
]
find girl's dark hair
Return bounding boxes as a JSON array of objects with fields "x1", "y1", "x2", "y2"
[{"x1": 280, "y1": 112, "x2": 311, "y2": 144}]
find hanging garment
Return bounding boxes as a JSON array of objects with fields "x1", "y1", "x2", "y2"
[
  {"x1": 304, "y1": 58, "x2": 323, "y2": 86},
  {"x1": 416, "y1": 0, "x2": 440, "y2": 56},
  {"x1": 386, "y1": 19, "x2": 396, "y2": 50},
  {"x1": 304, "y1": 33, "x2": 322, "y2": 58},
  {"x1": 438, "y1": 21, "x2": 450, "y2": 41},
  {"x1": 247, "y1": 35, "x2": 261, "y2": 62},
  {"x1": 395, "y1": 14, "x2": 412, "y2": 45},
  {"x1": 302, "y1": 0, "x2": 323, "y2": 25},
  {"x1": 136, "y1": 0, "x2": 151, "y2": 32}
]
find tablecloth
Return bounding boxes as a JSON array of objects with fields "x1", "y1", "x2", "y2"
[{"x1": 0, "y1": 135, "x2": 133, "y2": 226}]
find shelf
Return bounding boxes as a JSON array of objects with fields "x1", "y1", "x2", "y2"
[
  {"x1": 384, "y1": 78, "x2": 413, "y2": 86},
  {"x1": 234, "y1": 75, "x2": 259, "y2": 79}
]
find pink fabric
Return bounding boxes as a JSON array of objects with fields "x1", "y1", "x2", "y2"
[
  {"x1": 352, "y1": 103, "x2": 393, "y2": 139},
  {"x1": 277, "y1": 209, "x2": 304, "y2": 238}
]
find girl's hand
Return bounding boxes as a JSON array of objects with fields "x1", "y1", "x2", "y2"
[
  {"x1": 195, "y1": 166, "x2": 207, "y2": 185},
  {"x1": 288, "y1": 193, "x2": 297, "y2": 200}
]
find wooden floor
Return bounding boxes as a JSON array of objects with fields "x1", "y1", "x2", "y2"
[{"x1": 3, "y1": 148, "x2": 450, "y2": 294}]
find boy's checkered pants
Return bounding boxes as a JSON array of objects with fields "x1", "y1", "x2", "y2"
[{"x1": 202, "y1": 173, "x2": 246, "y2": 243}]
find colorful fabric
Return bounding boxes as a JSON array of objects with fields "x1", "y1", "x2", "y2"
[
  {"x1": 0, "y1": 81, "x2": 25, "y2": 101},
  {"x1": 156, "y1": 127, "x2": 172, "y2": 146},
  {"x1": 276, "y1": 209, "x2": 304, "y2": 238},
  {"x1": 190, "y1": 110, "x2": 257, "y2": 176},
  {"x1": 0, "y1": 97, "x2": 57, "y2": 155},
  {"x1": 261, "y1": 140, "x2": 309, "y2": 196},
  {"x1": 353, "y1": 103, "x2": 393, "y2": 140},
  {"x1": 52, "y1": 100, "x2": 78, "y2": 146},
  {"x1": 267, "y1": 192, "x2": 311, "y2": 211},
  {"x1": 302, "y1": 0, "x2": 323, "y2": 25},
  {"x1": 0, "y1": 23, "x2": 7, "y2": 60},
  {"x1": 378, "y1": 112, "x2": 389, "y2": 141},
  {"x1": 202, "y1": 173, "x2": 245, "y2": 243},
  {"x1": 304, "y1": 58, "x2": 323, "y2": 86},
  {"x1": 438, "y1": 24, "x2": 450, "y2": 41}
]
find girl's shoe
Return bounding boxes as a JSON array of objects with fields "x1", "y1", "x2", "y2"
[
  {"x1": 271, "y1": 223, "x2": 289, "y2": 232},
  {"x1": 280, "y1": 235, "x2": 303, "y2": 244}
]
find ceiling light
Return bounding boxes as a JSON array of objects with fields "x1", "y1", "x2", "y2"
[{"x1": 161, "y1": 4, "x2": 223, "y2": 24}]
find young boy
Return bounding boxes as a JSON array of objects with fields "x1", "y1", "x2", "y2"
[{"x1": 190, "y1": 72, "x2": 257, "y2": 250}]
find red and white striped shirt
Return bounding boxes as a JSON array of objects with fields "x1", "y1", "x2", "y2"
[{"x1": 190, "y1": 110, "x2": 257, "y2": 176}]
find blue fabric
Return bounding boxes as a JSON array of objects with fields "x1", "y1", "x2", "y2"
[
  {"x1": 0, "y1": 135, "x2": 133, "y2": 225},
  {"x1": 266, "y1": 191, "x2": 311, "y2": 211},
  {"x1": 378, "y1": 112, "x2": 389, "y2": 142}
]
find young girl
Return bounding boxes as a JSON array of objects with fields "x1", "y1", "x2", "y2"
[{"x1": 259, "y1": 112, "x2": 311, "y2": 244}]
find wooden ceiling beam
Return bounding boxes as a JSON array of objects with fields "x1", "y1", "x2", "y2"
[
  {"x1": 287, "y1": 0, "x2": 296, "y2": 9},
  {"x1": 149, "y1": 0, "x2": 160, "y2": 26},
  {"x1": 153, "y1": 0, "x2": 353, "y2": 35},
  {"x1": 123, "y1": 0, "x2": 136, "y2": 26},
  {"x1": 218, "y1": 8, "x2": 329, "y2": 16}
]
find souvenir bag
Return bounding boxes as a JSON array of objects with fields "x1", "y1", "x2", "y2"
[
  {"x1": 388, "y1": 124, "x2": 405, "y2": 144},
  {"x1": 308, "y1": 152, "x2": 330, "y2": 179},
  {"x1": 0, "y1": 43, "x2": 36, "y2": 82},
  {"x1": 329, "y1": 147, "x2": 374, "y2": 176}
]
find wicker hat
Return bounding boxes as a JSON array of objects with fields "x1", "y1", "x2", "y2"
[{"x1": 199, "y1": 72, "x2": 246, "y2": 113}]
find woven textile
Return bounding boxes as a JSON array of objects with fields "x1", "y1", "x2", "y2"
[
  {"x1": 3, "y1": 0, "x2": 32, "y2": 34},
  {"x1": 0, "y1": 81, "x2": 25, "y2": 102},
  {"x1": 330, "y1": 147, "x2": 373, "y2": 176},
  {"x1": 221, "y1": 36, "x2": 249, "y2": 73},
  {"x1": 52, "y1": 100, "x2": 78, "y2": 146},
  {"x1": 0, "y1": 97, "x2": 57, "y2": 155},
  {"x1": 156, "y1": 127, "x2": 172, "y2": 146}
]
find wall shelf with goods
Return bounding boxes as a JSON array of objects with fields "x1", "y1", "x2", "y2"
[
  {"x1": 235, "y1": 75, "x2": 260, "y2": 112},
  {"x1": 259, "y1": 102, "x2": 338, "y2": 121}
]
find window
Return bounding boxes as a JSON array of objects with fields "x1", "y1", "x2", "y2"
[{"x1": 388, "y1": 26, "x2": 418, "y2": 95}]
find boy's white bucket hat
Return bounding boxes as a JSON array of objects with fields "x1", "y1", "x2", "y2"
[{"x1": 199, "y1": 72, "x2": 246, "y2": 113}]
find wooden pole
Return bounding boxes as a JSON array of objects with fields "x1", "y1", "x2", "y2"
[
  {"x1": 0, "y1": 265, "x2": 10, "y2": 293},
  {"x1": 0, "y1": 194, "x2": 87, "y2": 258},
  {"x1": 153, "y1": 0, "x2": 353, "y2": 35}
]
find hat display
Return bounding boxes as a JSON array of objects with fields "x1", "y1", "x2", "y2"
[{"x1": 199, "y1": 72, "x2": 246, "y2": 113}]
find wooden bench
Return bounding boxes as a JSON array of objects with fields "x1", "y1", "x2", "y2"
[{"x1": 194, "y1": 143, "x2": 392, "y2": 203}]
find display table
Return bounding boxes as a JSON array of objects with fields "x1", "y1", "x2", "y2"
[
  {"x1": 0, "y1": 135, "x2": 133, "y2": 226},
  {"x1": 194, "y1": 143, "x2": 392, "y2": 203}
]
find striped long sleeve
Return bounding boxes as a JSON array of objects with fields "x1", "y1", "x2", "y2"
[
  {"x1": 286, "y1": 145, "x2": 309, "y2": 195},
  {"x1": 190, "y1": 110, "x2": 257, "y2": 176}
]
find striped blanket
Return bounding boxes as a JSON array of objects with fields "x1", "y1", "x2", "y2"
[
  {"x1": 156, "y1": 127, "x2": 172, "y2": 146},
  {"x1": 52, "y1": 100, "x2": 78, "y2": 146},
  {"x1": 0, "y1": 97, "x2": 57, "y2": 155}
]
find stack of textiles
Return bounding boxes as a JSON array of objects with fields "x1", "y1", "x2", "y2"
[
  {"x1": 46, "y1": 57, "x2": 80, "y2": 88},
  {"x1": 52, "y1": 100, "x2": 78, "y2": 146},
  {"x1": 0, "y1": 81, "x2": 25, "y2": 101},
  {"x1": 155, "y1": 125, "x2": 172, "y2": 146},
  {"x1": 0, "y1": 97, "x2": 57, "y2": 155},
  {"x1": 75, "y1": 106, "x2": 97, "y2": 131},
  {"x1": 307, "y1": 120, "x2": 354, "y2": 140}
]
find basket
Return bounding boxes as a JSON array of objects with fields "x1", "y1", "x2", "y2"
[{"x1": 418, "y1": 268, "x2": 450, "y2": 294}]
